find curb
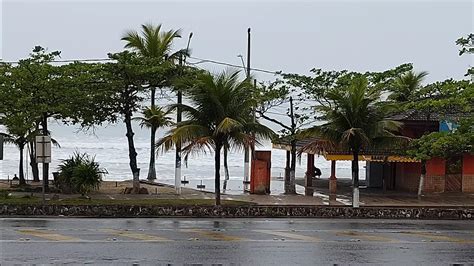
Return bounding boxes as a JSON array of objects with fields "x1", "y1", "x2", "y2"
[{"x1": 1, "y1": 205, "x2": 473, "y2": 220}]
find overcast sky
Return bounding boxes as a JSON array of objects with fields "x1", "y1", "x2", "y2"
[{"x1": 1, "y1": 0, "x2": 473, "y2": 83}]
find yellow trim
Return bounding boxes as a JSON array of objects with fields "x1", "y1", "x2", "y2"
[
  {"x1": 324, "y1": 155, "x2": 364, "y2": 161},
  {"x1": 101, "y1": 229, "x2": 170, "y2": 241},
  {"x1": 323, "y1": 154, "x2": 418, "y2": 162},
  {"x1": 17, "y1": 229, "x2": 81, "y2": 241},
  {"x1": 253, "y1": 230, "x2": 321, "y2": 242},
  {"x1": 182, "y1": 229, "x2": 246, "y2": 241}
]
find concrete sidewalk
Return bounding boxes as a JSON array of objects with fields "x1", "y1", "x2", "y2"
[{"x1": 3, "y1": 179, "x2": 474, "y2": 207}]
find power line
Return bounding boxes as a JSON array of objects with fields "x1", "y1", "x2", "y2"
[
  {"x1": 1, "y1": 58, "x2": 114, "y2": 64},
  {"x1": 1, "y1": 55, "x2": 282, "y2": 76},
  {"x1": 187, "y1": 56, "x2": 281, "y2": 75}
]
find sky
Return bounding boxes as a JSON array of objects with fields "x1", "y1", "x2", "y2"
[
  {"x1": 1, "y1": 0, "x2": 472, "y2": 83},
  {"x1": 0, "y1": 0, "x2": 472, "y2": 137}
]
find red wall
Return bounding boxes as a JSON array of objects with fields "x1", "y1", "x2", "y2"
[
  {"x1": 463, "y1": 154, "x2": 474, "y2": 175},
  {"x1": 426, "y1": 157, "x2": 446, "y2": 176}
]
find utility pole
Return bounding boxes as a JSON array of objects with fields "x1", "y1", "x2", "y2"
[
  {"x1": 175, "y1": 32, "x2": 193, "y2": 195},
  {"x1": 243, "y1": 27, "x2": 251, "y2": 192}
]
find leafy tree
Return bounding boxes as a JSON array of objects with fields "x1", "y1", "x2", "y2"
[
  {"x1": 301, "y1": 77, "x2": 402, "y2": 207},
  {"x1": 407, "y1": 118, "x2": 473, "y2": 161},
  {"x1": 456, "y1": 33, "x2": 473, "y2": 77},
  {"x1": 254, "y1": 80, "x2": 310, "y2": 194},
  {"x1": 0, "y1": 46, "x2": 91, "y2": 188},
  {"x1": 158, "y1": 70, "x2": 274, "y2": 205},
  {"x1": 96, "y1": 51, "x2": 150, "y2": 192},
  {"x1": 133, "y1": 106, "x2": 173, "y2": 181},
  {"x1": 122, "y1": 24, "x2": 184, "y2": 180}
]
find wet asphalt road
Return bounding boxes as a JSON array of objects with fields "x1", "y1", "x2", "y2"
[{"x1": 0, "y1": 218, "x2": 473, "y2": 265}]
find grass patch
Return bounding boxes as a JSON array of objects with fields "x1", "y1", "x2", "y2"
[{"x1": 0, "y1": 196, "x2": 253, "y2": 206}]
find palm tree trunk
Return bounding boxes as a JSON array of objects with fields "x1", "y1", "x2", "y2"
[
  {"x1": 147, "y1": 127, "x2": 157, "y2": 180},
  {"x1": 29, "y1": 141, "x2": 40, "y2": 182},
  {"x1": 215, "y1": 143, "x2": 222, "y2": 205},
  {"x1": 285, "y1": 139, "x2": 297, "y2": 194},
  {"x1": 352, "y1": 150, "x2": 360, "y2": 208},
  {"x1": 223, "y1": 148, "x2": 230, "y2": 191},
  {"x1": 151, "y1": 87, "x2": 156, "y2": 107},
  {"x1": 19, "y1": 144, "x2": 26, "y2": 186},
  {"x1": 125, "y1": 111, "x2": 140, "y2": 193},
  {"x1": 417, "y1": 160, "x2": 426, "y2": 199}
]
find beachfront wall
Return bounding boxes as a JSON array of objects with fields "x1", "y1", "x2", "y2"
[
  {"x1": 389, "y1": 154, "x2": 473, "y2": 194},
  {"x1": 462, "y1": 154, "x2": 474, "y2": 193},
  {"x1": 423, "y1": 157, "x2": 446, "y2": 193}
]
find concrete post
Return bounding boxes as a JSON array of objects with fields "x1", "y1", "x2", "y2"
[
  {"x1": 305, "y1": 153, "x2": 315, "y2": 196},
  {"x1": 329, "y1": 160, "x2": 337, "y2": 202}
]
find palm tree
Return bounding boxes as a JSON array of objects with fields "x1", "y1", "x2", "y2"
[
  {"x1": 158, "y1": 70, "x2": 274, "y2": 205},
  {"x1": 303, "y1": 77, "x2": 402, "y2": 207},
  {"x1": 388, "y1": 70, "x2": 429, "y2": 198},
  {"x1": 1, "y1": 131, "x2": 28, "y2": 186},
  {"x1": 122, "y1": 23, "x2": 183, "y2": 180},
  {"x1": 133, "y1": 106, "x2": 173, "y2": 180},
  {"x1": 388, "y1": 70, "x2": 428, "y2": 102},
  {"x1": 121, "y1": 23, "x2": 183, "y2": 106}
]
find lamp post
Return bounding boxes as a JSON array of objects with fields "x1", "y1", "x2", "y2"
[
  {"x1": 175, "y1": 32, "x2": 193, "y2": 195},
  {"x1": 242, "y1": 28, "x2": 251, "y2": 192}
]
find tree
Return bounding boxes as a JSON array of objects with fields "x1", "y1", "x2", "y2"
[
  {"x1": 122, "y1": 23, "x2": 184, "y2": 180},
  {"x1": 302, "y1": 77, "x2": 402, "y2": 207},
  {"x1": 0, "y1": 114, "x2": 36, "y2": 186},
  {"x1": 456, "y1": 33, "x2": 473, "y2": 77},
  {"x1": 1, "y1": 47, "x2": 65, "y2": 189},
  {"x1": 400, "y1": 79, "x2": 473, "y2": 197},
  {"x1": 98, "y1": 51, "x2": 152, "y2": 192},
  {"x1": 254, "y1": 80, "x2": 310, "y2": 194},
  {"x1": 387, "y1": 70, "x2": 428, "y2": 102},
  {"x1": 158, "y1": 70, "x2": 274, "y2": 205},
  {"x1": 133, "y1": 106, "x2": 173, "y2": 182}
]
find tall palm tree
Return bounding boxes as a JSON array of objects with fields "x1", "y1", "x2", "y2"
[
  {"x1": 303, "y1": 77, "x2": 402, "y2": 207},
  {"x1": 122, "y1": 23, "x2": 183, "y2": 180},
  {"x1": 133, "y1": 106, "x2": 173, "y2": 180},
  {"x1": 121, "y1": 23, "x2": 183, "y2": 106},
  {"x1": 388, "y1": 70, "x2": 428, "y2": 102},
  {"x1": 158, "y1": 70, "x2": 274, "y2": 205}
]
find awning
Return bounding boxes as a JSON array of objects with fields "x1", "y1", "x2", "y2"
[{"x1": 323, "y1": 154, "x2": 419, "y2": 162}]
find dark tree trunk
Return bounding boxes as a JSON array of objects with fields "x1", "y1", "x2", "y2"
[
  {"x1": 284, "y1": 150, "x2": 290, "y2": 182},
  {"x1": 215, "y1": 143, "x2": 222, "y2": 205},
  {"x1": 151, "y1": 87, "x2": 156, "y2": 107},
  {"x1": 41, "y1": 113, "x2": 49, "y2": 190},
  {"x1": 223, "y1": 148, "x2": 230, "y2": 191},
  {"x1": 29, "y1": 141, "x2": 39, "y2": 182},
  {"x1": 285, "y1": 139, "x2": 297, "y2": 194},
  {"x1": 19, "y1": 144, "x2": 26, "y2": 185},
  {"x1": 147, "y1": 127, "x2": 157, "y2": 180},
  {"x1": 352, "y1": 150, "x2": 360, "y2": 208},
  {"x1": 125, "y1": 111, "x2": 140, "y2": 192},
  {"x1": 148, "y1": 87, "x2": 157, "y2": 181}
]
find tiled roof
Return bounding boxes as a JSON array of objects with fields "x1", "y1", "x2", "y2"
[{"x1": 388, "y1": 109, "x2": 472, "y2": 121}]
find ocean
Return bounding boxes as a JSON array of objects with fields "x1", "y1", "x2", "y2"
[{"x1": 0, "y1": 121, "x2": 365, "y2": 194}]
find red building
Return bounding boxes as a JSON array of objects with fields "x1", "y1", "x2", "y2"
[{"x1": 273, "y1": 110, "x2": 474, "y2": 195}]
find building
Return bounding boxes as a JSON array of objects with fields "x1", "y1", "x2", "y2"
[{"x1": 272, "y1": 110, "x2": 474, "y2": 195}]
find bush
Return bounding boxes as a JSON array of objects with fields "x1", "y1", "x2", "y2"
[{"x1": 56, "y1": 152, "x2": 107, "y2": 195}]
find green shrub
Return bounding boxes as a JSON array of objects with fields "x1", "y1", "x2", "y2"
[{"x1": 57, "y1": 152, "x2": 107, "y2": 195}]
